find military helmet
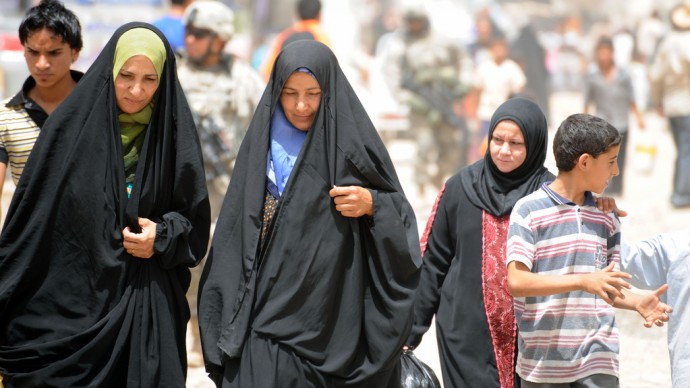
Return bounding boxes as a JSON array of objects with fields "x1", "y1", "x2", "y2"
[
  {"x1": 402, "y1": 1, "x2": 428, "y2": 21},
  {"x1": 402, "y1": 3, "x2": 430, "y2": 35},
  {"x1": 183, "y1": 0, "x2": 235, "y2": 41}
]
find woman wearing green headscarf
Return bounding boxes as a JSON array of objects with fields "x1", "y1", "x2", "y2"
[
  {"x1": 113, "y1": 27, "x2": 167, "y2": 195},
  {"x1": 0, "y1": 22, "x2": 210, "y2": 387}
]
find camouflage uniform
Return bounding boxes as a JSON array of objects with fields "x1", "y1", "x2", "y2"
[
  {"x1": 178, "y1": 55, "x2": 264, "y2": 221},
  {"x1": 178, "y1": 55, "x2": 263, "y2": 365},
  {"x1": 177, "y1": 0, "x2": 264, "y2": 366},
  {"x1": 381, "y1": 10, "x2": 470, "y2": 194}
]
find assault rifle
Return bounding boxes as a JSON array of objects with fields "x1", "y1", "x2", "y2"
[
  {"x1": 400, "y1": 55, "x2": 468, "y2": 131},
  {"x1": 192, "y1": 112, "x2": 235, "y2": 183}
]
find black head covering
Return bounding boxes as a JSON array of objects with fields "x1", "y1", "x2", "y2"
[
  {"x1": 0, "y1": 22, "x2": 210, "y2": 386},
  {"x1": 461, "y1": 97, "x2": 553, "y2": 216},
  {"x1": 199, "y1": 40, "x2": 421, "y2": 384}
]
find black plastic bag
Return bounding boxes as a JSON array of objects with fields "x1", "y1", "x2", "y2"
[{"x1": 400, "y1": 349, "x2": 442, "y2": 388}]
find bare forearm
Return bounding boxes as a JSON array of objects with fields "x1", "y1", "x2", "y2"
[
  {"x1": 613, "y1": 285, "x2": 672, "y2": 327},
  {"x1": 611, "y1": 288, "x2": 637, "y2": 310},
  {"x1": 508, "y1": 268, "x2": 583, "y2": 297},
  {"x1": 631, "y1": 104, "x2": 646, "y2": 127},
  {"x1": 612, "y1": 288, "x2": 652, "y2": 311},
  {"x1": 507, "y1": 260, "x2": 632, "y2": 304}
]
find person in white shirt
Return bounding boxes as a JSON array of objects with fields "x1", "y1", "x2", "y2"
[
  {"x1": 621, "y1": 232, "x2": 690, "y2": 388},
  {"x1": 473, "y1": 37, "x2": 526, "y2": 137}
]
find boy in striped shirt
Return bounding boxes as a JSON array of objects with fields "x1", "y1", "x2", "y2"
[{"x1": 506, "y1": 113, "x2": 672, "y2": 387}]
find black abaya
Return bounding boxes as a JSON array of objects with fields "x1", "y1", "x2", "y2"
[
  {"x1": 198, "y1": 40, "x2": 421, "y2": 387},
  {"x1": 410, "y1": 176, "x2": 503, "y2": 387},
  {"x1": 408, "y1": 98, "x2": 553, "y2": 388},
  {"x1": 0, "y1": 22, "x2": 210, "y2": 387}
]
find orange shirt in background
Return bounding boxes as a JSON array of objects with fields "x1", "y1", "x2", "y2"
[{"x1": 261, "y1": 19, "x2": 330, "y2": 81}]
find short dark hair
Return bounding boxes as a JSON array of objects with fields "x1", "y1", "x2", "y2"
[
  {"x1": 553, "y1": 113, "x2": 621, "y2": 172},
  {"x1": 297, "y1": 0, "x2": 321, "y2": 20},
  {"x1": 19, "y1": 0, "x2": 83, "y2": 51},
  {"x1": 595, "y1": 36, "x2": 614, "y2": 52}
]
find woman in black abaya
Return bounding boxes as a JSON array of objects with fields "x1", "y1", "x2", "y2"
[
  {"x1": 0, "y1": 23, "x2": 210, "y2": 387},
  {"x1": 198, "y1": 40, "x2": 421, "y2": 387},
  {"x1": 406, "y1": 98, "x2": 552, "y2": 388}
]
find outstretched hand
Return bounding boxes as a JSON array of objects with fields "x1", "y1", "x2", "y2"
[
  {"x1": 329, "y1": 186, "x2": 374, "y2": 218},
  {"x1": 580, "y1": 262, "x2": 632, "y2": 305},
  {"x1": 637, "y1": 284, "x2": 673, "y2": 328}
]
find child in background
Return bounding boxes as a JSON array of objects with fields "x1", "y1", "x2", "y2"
[{"x1": 584, "y1": 36, "x2": 645, "y2": 196}]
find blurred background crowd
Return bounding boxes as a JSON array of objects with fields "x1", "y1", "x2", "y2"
[
  {"x1": 0, "y1": 0, "x2": 687, "y2": 200},
  {"x1": 1, "y1": 0, "x2": 689, "y2": 386}
]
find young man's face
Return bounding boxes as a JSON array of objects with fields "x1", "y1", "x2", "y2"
[
  {"x1": 24, "y1": 28, "x2": 78, "y2": 90},
  {"x1": 587, "y1": 145, "x2": 620, "y2": 194}
]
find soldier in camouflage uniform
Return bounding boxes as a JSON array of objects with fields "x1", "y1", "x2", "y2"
[
  {"x1": 178, "y1": 0, "x2": 264, "y2": 223},
  {"x1": 379, "y1": 7, "x2": 470, "y2": 196},
  {"x1": 177, "y1": 0, "x2": 264, "y2": 366}
]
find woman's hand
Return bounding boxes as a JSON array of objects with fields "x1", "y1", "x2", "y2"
[
  {"x1": 123, "y1": 217, "x2": 157, "y2": 259},
  {"x1": 595, "y1": 196, "x2": 628, "y2": 217},
  {"x1": 329, "y1": 186, "x2": 374, "y2": 218}
]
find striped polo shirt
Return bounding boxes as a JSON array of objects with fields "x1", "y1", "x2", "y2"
[
  {"x1": 506, "y1": 182, "x2": 621, "y2": 383},
  {"x1": 0, "y1": 97, "x2": 42, "y2": 185},
  {"x1": 0, "y1": 71, "x2": 83, "y2": 185}
]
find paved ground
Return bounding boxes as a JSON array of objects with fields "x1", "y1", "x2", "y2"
[{"x1": 1, "y1": 90, "x2": 680, "y2": 387}]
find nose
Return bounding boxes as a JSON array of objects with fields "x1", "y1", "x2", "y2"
[
  {"x1": 499, "y1": 142, "x2": 511, "y2": 154},
  {"x1": 36, "y1": 54, "x2": 50, "y2": 70},
  {"x1": 612, "y1": 163, "x2": 620, "y2": 177},
  {"x1": 296, "y1": 100, "x2": 307, "y2": 112},
  {"x1": 130, "y1": 82, "x2": 144, "y2": 96}
]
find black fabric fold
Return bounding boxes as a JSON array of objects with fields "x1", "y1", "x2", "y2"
[
  {"x1": 0, "y1": 22, "x2": 210, "y2": 387},
  {"x1": 199, "y1": 40, "x2": 421, "y2": 386},
  {"x1": 408, "y1": 178, "x2": 510, "y2": 387}
]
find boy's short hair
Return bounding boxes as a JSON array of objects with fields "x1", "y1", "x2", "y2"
[
  {"x1": 297, "y1": 0, "x2": 321, "y2": 20},
  {"x1": 553, "y1": 113, "x2": 621, "y2": 172},
  {"x1": 19, "y1": 0, "x2": 83, "y2": 51}
]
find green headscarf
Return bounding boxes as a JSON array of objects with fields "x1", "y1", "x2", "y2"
[{"x1": 113, "y1": 28, "x2": 166, "y2": 183}]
